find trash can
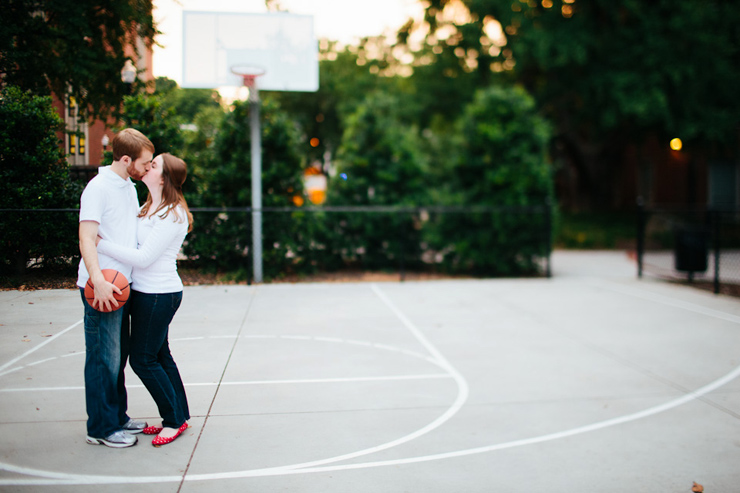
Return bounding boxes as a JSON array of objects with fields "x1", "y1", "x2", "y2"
[{"x1": 674, "y1": 227, "x2": 709, "y2": 273}]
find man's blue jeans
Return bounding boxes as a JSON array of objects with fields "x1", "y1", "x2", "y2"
[
  {"x1": 80, "y1": 289, "x2": 131, "y2": 438},
  {"x1": 129, "y1": 290, "x2": 189, "y2": 429}
]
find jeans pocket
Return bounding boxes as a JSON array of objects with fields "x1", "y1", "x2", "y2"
[
  {"x1": 80, "y1": 289, "x2": 100, "y2": 335},
  {"x1": 171, "y1": 292, "x2": 183, "y2": 311}
]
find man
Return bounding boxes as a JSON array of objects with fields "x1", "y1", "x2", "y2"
[{"x1": 77, "y1": 128, "x2": 153, "y2": 448}]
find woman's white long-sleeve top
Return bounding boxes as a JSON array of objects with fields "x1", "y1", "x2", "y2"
[{"x1": 97, "y1": 205, "x2": 189, "y2": 294}]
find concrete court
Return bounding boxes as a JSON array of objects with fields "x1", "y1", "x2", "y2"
[{"x1": 0, "y1": 251, "x2": 739, "y2": 492}]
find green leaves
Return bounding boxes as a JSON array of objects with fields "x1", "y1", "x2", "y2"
[
  {"x1": 409, "y1": 0, "x2": 740, "y2": 208},
  {"x1": 423, "y1": 84, "x2": 553, "y2": 275},
  {"x1": 0, "y1": 86, "x2": 82, "y2": 274},
  {"x1": 0, "y1": 0, "x2": 156, "y2": 121},
  {"x1": 182, "y1": 98, "x2": 307, "y2": 279},
  {"x1": 119, "y1": 92, "x2": 184, "y2": 156}
]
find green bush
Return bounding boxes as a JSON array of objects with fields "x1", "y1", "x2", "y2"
[
  {"x1": 326, "y1": 92, "x2": 428, "y2": 270},
  {"x1": 0, "y1": 86, "x2": 83, "y2": 274},
  {"x1": 114, "y1": 91, "x2": 186, "y2": 201},
  {"x1": 555, "y1": 212, "x2": 636, "y2": 249},
  {"x1": 119, "y1": 91, "x2": 185, "y2": 156},
  {"x1": 426, "y1": 85, "x2": 554, "y2": 275},
  {"x1": 183, "y1": 98, "x2": 307, "y2": 279}
]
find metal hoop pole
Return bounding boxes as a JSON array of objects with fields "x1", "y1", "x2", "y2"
[
  {"x1": 249, "y1": 79, "x2": 263, "y2": 283},
  {"x1": 250, "y1": 92, "x2": 263, "y2": 283}
]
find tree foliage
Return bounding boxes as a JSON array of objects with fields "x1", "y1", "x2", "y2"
[
  {"x1": 410, "y1": 0, "x2": 740, "y2": 208},
  {"x1": 269, "y1": 41, "x2": 396, "y2": 167},
  {"x1": 118, "y1": 92, "x2": 185, "y2": 157},
  {"x1": 154, "y1": 77, "x2": 222, "y2": 124},
  {"x1": 325, "y1": 91, "x2": 429, "y2": 269},
  {"x1": 0, "y1": 0, "x2": 156, "y2": 121},
  {"x1": 183, "y1": 98, "x2": 307, "y2": 279},
  {"x1": 0, "y1": 86, "x2": 82, "y2": 274},
  {"x1": 476, "y1": 0, "x2": 740, "y2": 145},
  {"x1": 426, "y1": 85, "x2": 554, "y2": 274},
  {"x1": 109, "y1": 91, "x2": 186, "y2": 201}
]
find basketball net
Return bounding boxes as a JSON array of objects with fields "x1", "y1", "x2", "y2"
[
  {"x1": 231, "y1": 66, "x2": 265, "y2": 103},
  {"x1": 239, "y1": 75, "x2": 259, "y2": 102}
]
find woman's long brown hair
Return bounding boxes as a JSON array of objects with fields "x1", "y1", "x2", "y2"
[{"x1": 138, "y1": 153, "x2": 194, "y2": 232}]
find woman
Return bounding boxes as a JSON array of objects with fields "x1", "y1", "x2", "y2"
[{"x1": 97, "y1": 153, "x2": 193, "y2": 447}]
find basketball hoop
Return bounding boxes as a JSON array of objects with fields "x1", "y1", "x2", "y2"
[{"x1": 231, "y1": 65, "x2": 266, "y2": 102}]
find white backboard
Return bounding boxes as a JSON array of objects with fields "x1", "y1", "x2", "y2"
[{"x1": 182, "y1": 11, "x2": 318, "y2": 92}]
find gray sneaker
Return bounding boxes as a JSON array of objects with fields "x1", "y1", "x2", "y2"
[
  {"x1": 86, "y1": 430, "x2": 138, "y2": 448},
  {"x1": 122, "y1": 418, "x2": 148, "y2": 434}
]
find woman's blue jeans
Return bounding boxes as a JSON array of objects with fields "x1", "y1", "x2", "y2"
[
  {"x1": 129, "y1": 290, "x2": 190, "y2": 429},
  {"x1": 80, "y1": 289, "x2": 131, "y2": 438}
]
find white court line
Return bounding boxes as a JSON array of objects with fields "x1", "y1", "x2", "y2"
[
  {"x1": 0, "y1": 373, "x2": 452, "y2": 392},
  {"x1": 1, "y1": 334, "x2": 239, "y2": 378},
  {"x1": 0, "y1": 367, "x2": 23, "y2": 377},
  {"x1": 4, "y1": 361, "x2": 740, "y2": 485},
  {"x1": 257, "y1": 360, "x2": 740, "y2": 476},
  {"x1": 0, "y1": 374, "x2": 451, "y2": 392},
  {"x1": 596, "y1": 280, "x2": 740, "y2": 324},
  {"x1": 0, "y1": 386, "x2": 85, "y2": 392},
  {"x1": 0, "y1": 331, "x2": 448, "y2": 390},
  {"x1": 218, "y1": 374, "x2": 451, "y2": 386},
  {"x1": 27, "y1": 357, "x2": 58, "y2": 367},
  {"x1": 0, "y1": 319, "x2": 81, "y2": 373},
  {"x1": 0, "y1": 283, "x2": 470, "y2": 485},
  {"x1": 234, "y1": 333, "x2": 440, "y2": 363},
  {"x1": 3, "y1": 280, "x2": 739, "y2": 485},
  {"x1": 195, "y1": 285, "x2": 470, "y2": 477}
]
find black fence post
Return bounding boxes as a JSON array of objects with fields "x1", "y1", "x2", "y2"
[
  {"x1": 247, "y1": 207, "x2": 253, "y2": 286},
  {"x1": 544, "y1": 199, "x2": 552, "y2": 278},
  {"x1": 713, "y1": 209, "x2": 720, "y2": 294},
  {"x1": 399, "y1": 212, "x2": 406, "y2": 282},
  {"x1": 636, "y1": 197, "x2": 645, "y2": 278}
]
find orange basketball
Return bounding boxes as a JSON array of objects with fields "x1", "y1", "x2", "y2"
[{"x1": 84, "y1": 269, "x2": 130, "y2": 312}]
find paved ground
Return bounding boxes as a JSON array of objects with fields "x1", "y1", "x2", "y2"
[
  {"x1": 1, "y1": 251, "x2": 739, "y2": 492},
  {"x1": 642, "y1": 249, "x2": 740, "y2": 283}
]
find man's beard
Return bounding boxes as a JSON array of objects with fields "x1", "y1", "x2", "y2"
[{"x1": 127, "y1": 163, "x2": 145, "y2": 181}]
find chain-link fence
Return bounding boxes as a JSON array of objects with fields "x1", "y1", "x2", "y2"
[
  {"x1": 1, "y1": 205, "x2": 553, "y2": 283},
  {"x1": 637, "y1": 205, "x2": 740, "y2": 293}
]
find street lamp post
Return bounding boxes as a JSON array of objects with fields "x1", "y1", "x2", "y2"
[{"x1": 121, "y1": 60, "x2": 136, "y2": 94}]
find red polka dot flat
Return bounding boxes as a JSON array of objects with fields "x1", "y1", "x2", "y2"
[
  {"x1": 142, "y1": 425, "x2": 164, "y2": 435},
  {"x1": 152, "y1": 422, "x2": 189, "y2": 447}
]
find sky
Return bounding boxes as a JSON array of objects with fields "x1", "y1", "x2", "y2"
[{"x1": 152, "y1": 0, "x2": 425, "y2": 85}]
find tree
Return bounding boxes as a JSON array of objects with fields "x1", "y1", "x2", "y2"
[
  {"x1": 0, "y1": 0, "x2": 156, "y2": 121},
  {"x1": 411, "y1": 0, "x2": 740, "y2": 209},
  {"x1": 111, "y1": 91, "x2": 186, "y2": 201},
  {"x1": 154, "y1": 77, "x2": 221, "y2": 124},
  {"x1": 118, "y1": 92, "x2": 185, "y2": 156},
  {"x1": 327, "y1": 91, "x2": 429, "y2": 269},
  {"x1": 181, "y1": 104, "x2": 225, "y2": 199},
  {"x1": 426, "y1": 85, "x2": 554, "y2": 275},
  {"x1": 0, "y1": 86, "x2": 83, "y2": 274},
  {"x1": 269, "y1": 39, "x2": 400, "y2": 168},
  {"x1": 183, "y1": 98, "x2": 307, "y2": 279}
]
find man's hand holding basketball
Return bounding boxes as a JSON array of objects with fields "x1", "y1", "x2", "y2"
[
  {"x1": 90, "y1": 271, "x2": 122, "y2": 312},
  {"x1": 80, "y1": 221, "x2": 121, "y2": 312}
]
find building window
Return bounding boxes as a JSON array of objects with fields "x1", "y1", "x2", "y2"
[
  {"x1": 65, "y1": 93, "x2": 87, "y2": 166},
  {"x1": 68, "y1": 96, "x2": 77, "y2": 118}
]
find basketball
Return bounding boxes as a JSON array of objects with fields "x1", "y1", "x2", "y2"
[{"x1": 84, "y1": 269, "x2": 130, "y2": 312}]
